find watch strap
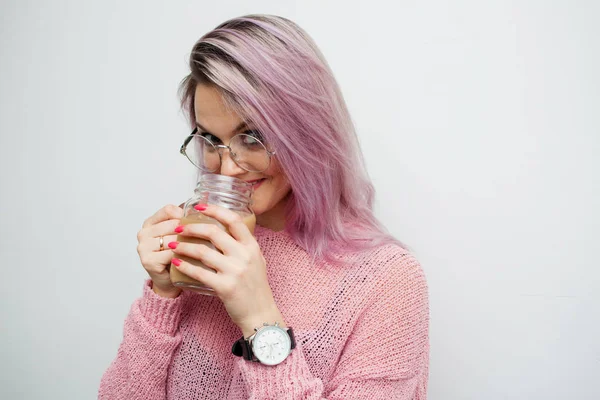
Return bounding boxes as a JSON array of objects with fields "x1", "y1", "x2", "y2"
[{"x1": 232, "y1": 326, "x2": 296, "y2": 361}]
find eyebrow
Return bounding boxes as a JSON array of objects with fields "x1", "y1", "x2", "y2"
[{"x1": 195, "y1": 121, "x2": 248, "y2": 135}]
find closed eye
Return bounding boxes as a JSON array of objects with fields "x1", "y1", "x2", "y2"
[
  {"x1": 199, "y1": 132, "x2": 221, "y2": 144},
  {"x1": 243, "y1": 130, "x2": 265, "y2": 142}
]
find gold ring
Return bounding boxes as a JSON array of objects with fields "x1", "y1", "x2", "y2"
[{"x1": 158, "y1": 236, "x2": 164, "y2": 251}]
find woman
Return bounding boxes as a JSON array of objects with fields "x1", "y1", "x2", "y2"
[{"x1": 99, "y1": 14, "x2": 429, "y2": 399}]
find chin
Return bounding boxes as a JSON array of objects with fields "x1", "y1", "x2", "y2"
[
  {"x1": 249, "y1": 199, "x2": 270, "y2": 215},
  {"x1": 250, "y1": 204, "x2": 265, "y2": 215},
  {"x1": 249, "y1": 176, "x2": 291, "y2": 218}
]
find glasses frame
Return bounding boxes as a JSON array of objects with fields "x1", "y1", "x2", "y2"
[{"x1": 180, "y1": 127, "x2": 276, "y2": 173}]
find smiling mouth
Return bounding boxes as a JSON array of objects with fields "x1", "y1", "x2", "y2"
[{"x1": 247, "y1": 178, "x2": 266, "y2": 188}]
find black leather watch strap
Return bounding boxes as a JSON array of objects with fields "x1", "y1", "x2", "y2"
[{"x1": 232, "y1": 326, "x2": 296, "y2": 361}]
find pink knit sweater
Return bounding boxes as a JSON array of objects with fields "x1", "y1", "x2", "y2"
[{"x1": 99, "y1": 225, "x2": 429, "y2": 399}]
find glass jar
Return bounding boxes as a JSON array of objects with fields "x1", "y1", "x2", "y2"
[{"x1": 170, "y1": 174, "x2": 256, "y2": 296}]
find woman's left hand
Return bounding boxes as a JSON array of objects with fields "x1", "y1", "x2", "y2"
[{"x1": 169, "y1": 204, "x2": 286, "y2": 338}]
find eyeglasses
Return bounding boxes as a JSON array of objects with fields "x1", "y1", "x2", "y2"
[{"x1": 180, "y1": 127, "x2": 276, "y2": 173}]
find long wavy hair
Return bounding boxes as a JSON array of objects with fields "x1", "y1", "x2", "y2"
[{"x1": 178, "y1": 14, "x2": 409, "y2": 264}]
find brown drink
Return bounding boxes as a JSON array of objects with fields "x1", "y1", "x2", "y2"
[{"x1": 170, "y1": 212, "x2": 256, "y2": 295}]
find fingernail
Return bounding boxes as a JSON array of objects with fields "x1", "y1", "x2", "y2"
[
  {"x1": 194, "y1": 204, "x2": 208, "y2": 211},
  {"x1": 174, "y1": 226, "x2": 184, "y2": 233},
  {"x1": 168, "y1": 241, "x2": 178, "y2": 249},
  {"x1": 172, "y1": 258, "x2": 182, "y2": 267}
]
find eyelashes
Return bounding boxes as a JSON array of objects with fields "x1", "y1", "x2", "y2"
[
  {"x1": 244, "y1": 129, "x2": 265, "y2": 142},
  {"x1": 200, "y1": 130, "x2": 265, "y2": 143},
  {"x1": 200, "y1": 132, "x2": 220, "y2": 143}
]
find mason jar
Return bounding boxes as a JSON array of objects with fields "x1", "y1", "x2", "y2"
[{"x1": 170, "y1": 174, "x2": 256, "y2": 296}]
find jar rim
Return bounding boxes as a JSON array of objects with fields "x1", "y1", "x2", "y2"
[{"x1": 198, "y1": 174, "x2": 253, "y2": 187}]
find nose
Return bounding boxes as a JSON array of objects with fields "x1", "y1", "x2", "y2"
[{"x1": 219, "y1": 147, "x2": 246, "y2": 177}]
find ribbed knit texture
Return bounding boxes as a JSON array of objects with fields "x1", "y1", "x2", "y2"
[{"x1": 99, "y1": 225, "x2": 429, "y2": 399}]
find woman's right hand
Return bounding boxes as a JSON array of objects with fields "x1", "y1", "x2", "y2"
[{"x1": 137, "y1": 204, "x2": 184, "y2": 298}]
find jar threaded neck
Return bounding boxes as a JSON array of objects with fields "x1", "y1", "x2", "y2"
[{"x1": 194, "y1": 174, "x2": 254, "y2": 210}]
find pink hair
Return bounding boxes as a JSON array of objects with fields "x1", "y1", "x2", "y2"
[{"x1": 178, "y1": 14, "x2": 409, "y2": 264}]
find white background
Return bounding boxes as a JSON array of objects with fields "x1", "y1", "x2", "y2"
[{"x1": 1, "y1": 1, "x2": 598, "y2": 399}]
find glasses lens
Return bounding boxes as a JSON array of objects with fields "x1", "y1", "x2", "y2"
[
  {"x1": 185, "y1": 134, "x2": 220, "y2": 172},
  {"x1": 229, "y1": 134, "x2": 271, "y2": 172}
]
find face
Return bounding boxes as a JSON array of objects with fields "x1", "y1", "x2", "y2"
[{"x1": 193, "y1": 83, "x2": 292, "y2": 228}]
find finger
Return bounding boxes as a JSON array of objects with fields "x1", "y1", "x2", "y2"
[
  {"x1": 140, "y1": 250, "x2": 175, "y2": 274},
  {"x1": 138, "y1": 233, "x2": 179, "y2": 255},
  {"x1": 143, "y1": 219, "x2": 181, "y2": 241},
  {"x1": 194, "y1": 204, "x2": 254, "y2": 244},
  {"x1": 156, "y1": 234, "x2": 179, "y2": 252},
  {"x1": 155, "y1": 246, "x2": 176, "y2": 264},
  {"x1": 172, "y1": 257, "x2": 223, "y2": 291},
  {"x1": 175, "y1": 223, "x2": 240, "y2": 256},
  {"x1": 142, "y1": 204, "x2": 184, "y2": 229},
  {"x1": 170, "y1": 242, "x2": 231, "y2": 273}
]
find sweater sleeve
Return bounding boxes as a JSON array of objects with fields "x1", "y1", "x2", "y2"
[
  {"x1": 230, "y1": 253, "x2": 430, "y2": 399},
  {"x1": 98, "y1": 279, "x2": 186, "y2": 400}
]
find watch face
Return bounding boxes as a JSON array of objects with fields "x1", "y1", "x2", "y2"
[{"x1": 252, "y1": 326, "x2": 291, "y2": 365}]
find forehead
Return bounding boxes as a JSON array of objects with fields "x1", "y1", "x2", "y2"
[{"x1": 194, "y1": 84, "x2": 245, "y2": 134}]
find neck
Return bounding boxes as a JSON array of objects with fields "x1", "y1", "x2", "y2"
[{"x1": 256, "y1": 194, "x2": 290, "y2": 232}]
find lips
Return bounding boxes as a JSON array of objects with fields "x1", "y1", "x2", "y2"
[{"x1": 246, "y1": 178, "x2": 266, "y2": 189}]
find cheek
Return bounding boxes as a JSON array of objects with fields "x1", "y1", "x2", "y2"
[
  {"x1": 253, "y1": 162, "x2": 291, "y2": 209},
  {"x1": 267, "y1": 163, "x2": 290, "y2": 196},
  {"x1": 264, "y1": 156, "x2": 283, "y2": 177},
  {"x1": 263, "y1": 159, "x2": 286, "y2": 189},
  {"x1": 261, "y1": 175, "x2": 290, "y2": 201}
]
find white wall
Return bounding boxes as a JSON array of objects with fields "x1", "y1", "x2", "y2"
[{"x1": 1, "y1": 1, "x2": 598, "y2": 399}]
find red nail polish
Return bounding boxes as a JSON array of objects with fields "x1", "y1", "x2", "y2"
[
  {"x1": 172, "y1": 258, "x2": 182, "y2": 267},
  {"x1": 194, "y1": 204, "x2": 208, "y2": 211},
  {"x1": 168, "y1": 241, "x2": 178, "y2": 249},
  {"x1": 174, "y1": 226, "x2": 184, "y2": 233}
]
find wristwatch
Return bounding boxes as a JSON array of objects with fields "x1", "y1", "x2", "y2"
[{"x1": 231, "y1": 322, "x2": 296, "y2": 366}]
